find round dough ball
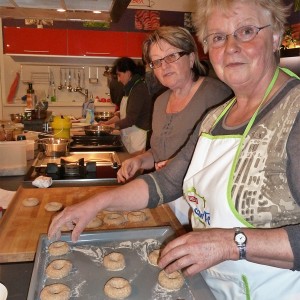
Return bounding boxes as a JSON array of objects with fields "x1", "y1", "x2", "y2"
[
  {"x1": 44, "y1": 202, "x2": 63, "y2": 212},
  {"x1": 85, "y1": 217, "x2": 102, "y2": 229},
  {"x1": 158, "y1": 270, "x2": 185, "y2": 291},
  {"x1": 104, "y1": 277, "x2": 131, "y2": 299},
  {"x1": 103, "y1": 213, "x2": 126, "y2": 225},
  {"x1": 127, "y1": 211, "x2": 147, "y2": 223},
  {"x1": 40, "y1": 283, "x2": 70, "y2": 300},
  {"x1": 103, "y1": 252, "x2": 125, "y2": 271},
  {"x1": 22, "y1": 197, "x2": 40, "y2": 207},
  {"x1": 148, "y1": 249, "x2": 161, "y2": 267},
  {"x1": 48, "y1": 241, "x2": 70, "y2": 257},
  {"x1": 46, "y1": 259, "x2": 72, "y2": 279}
]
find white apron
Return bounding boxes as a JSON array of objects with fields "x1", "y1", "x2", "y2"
[
  {"x1": 183, "y1": 68, "x2": 300, "y2": 300},
  {"x1": 119, "y1": 95, "x2": 147, "y2": 155}
]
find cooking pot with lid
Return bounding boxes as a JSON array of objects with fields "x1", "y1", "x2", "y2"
[
  {"x1": 84, "y1": 125, "x2": 113, "y2": 136},
  {"x1": 94, "y1": 111, "x2": 114, "y2": 122},
  {"x1": 38, "y1": 138, "x2": 72, "y2": 157}
]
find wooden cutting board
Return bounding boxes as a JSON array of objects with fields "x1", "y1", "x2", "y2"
[{"x1": 0, "y1": 186, "x2": 184, "y2": 263}]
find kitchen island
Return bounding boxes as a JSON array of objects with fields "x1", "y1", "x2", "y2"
[{"x1": 0, "y1": 154, "x2": 192, "y2": 299}]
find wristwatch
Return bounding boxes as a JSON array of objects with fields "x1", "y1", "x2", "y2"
[{"x1": 234, "y1": 227, "x2": 247, "y2": 260}]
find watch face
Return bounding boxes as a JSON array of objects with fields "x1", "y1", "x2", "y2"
[{"x1": 235, "y1": 232, "x2": 246, "y2": 244}]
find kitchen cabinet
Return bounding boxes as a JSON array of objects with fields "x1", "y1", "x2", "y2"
[
  {"x1": 126, "y1": 32, "x2": 148, "y2": 57},
  {"x1": 3, "y1": 27, "x2": 68, "y2": 55},
  {"x1": 68, "y1": 30, "x2": 127, "y2": 57}
]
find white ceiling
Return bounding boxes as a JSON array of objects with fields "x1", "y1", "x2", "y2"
[
  {"x1": 0, "y1": 0, "x2": 131, "y2": 22},
  {"x1": 0, "y1": 0, "x2": 114, "y2": 11}
]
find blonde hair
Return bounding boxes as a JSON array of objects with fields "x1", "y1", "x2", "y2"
[
  {"x1": 193, "y1": 0, "x2": 291, "y2": 53},
  {"x1": 142, "y1": 26, "x2": 207, "y2": 80}
]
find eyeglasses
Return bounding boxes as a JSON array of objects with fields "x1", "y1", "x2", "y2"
[
  {"x1": 149, "y1": 51, "x2": 188, "y2": 69},
  {"x1": 203, "y1": 24, "x2": 271, "y2": 49}
]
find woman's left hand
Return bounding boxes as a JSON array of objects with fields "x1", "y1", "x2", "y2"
[{"x1": 158, "y1": 229, "x2": 234, "y2": 276}]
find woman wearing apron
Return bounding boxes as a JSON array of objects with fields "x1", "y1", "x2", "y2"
[
  {"x1": 48, "y1": 1, "x2": 300, "y2": 298},
  {"x1": 101, "y1": 57, "x2": 152, "y2": 155}
]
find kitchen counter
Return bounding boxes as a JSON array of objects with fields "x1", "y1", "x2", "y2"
[
  {"x1": 0, "y1": 149, "x2": 134, "y2": 300},
  {"x1": 0, "y1": 185, "x2": 185, "y2": 299}
]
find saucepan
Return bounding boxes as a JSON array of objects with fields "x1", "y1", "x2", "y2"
[
  {"x1": 94, "y1": 111, "x2": 114, "y2": 122},
  {"x1": 38, "y1": 138, "x2": 72, "y2": 157},
  {"x1": 84, "y1": 125, "x2": 113, "y2": 136}
]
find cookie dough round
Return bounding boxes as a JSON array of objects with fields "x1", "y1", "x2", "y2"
[
  {"x1": 127, "y1": 211, "x2": 147, "y2": 223},
  {"x1": 103, "y1": 213, "x2": 126, "y2": 225},
  {"x1": 85, "y1": 217, "x2": 102, "y2": 229},
  {"x1": 48, "y1": 241, "x2": 70, "y2": 257},
  {"x1": 46, "y1": 259, "x2": 72, "y2": 279},
  {"x1": 158, "y1": 270, "x2": 184, "y2": 291},
  {"x1": 103, "y1": 252, "x2": 125, "y2": 271},
  {"x1": 40, "y1": 283, "x2": 71, "y2": 300},
  {"x1": 104, "y1": 277, "x2": 131, "y2": 299},
  {"x1": 44, "y1": 202, "x2": 63, "y2": 212},
  {"x1": 148, "y1": 249, "x2": 160, "y2": 267},
  {"x1": 22, "y1": 197, "x2": 40, "y2": 207}
]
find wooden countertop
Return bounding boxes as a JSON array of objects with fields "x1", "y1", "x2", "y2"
[{"x1": 0, "y1": 186, "x2": 184, "y2": 263}]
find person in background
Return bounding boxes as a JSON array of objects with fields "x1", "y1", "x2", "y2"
[
  {"x1": 48, "y1": 0, "x2": 300, "y2": 298},
  {"x1": 117, "y1": 26, "x2": 232, "y2": 224},
  {"x1": 100, "y1": 57, "x2": 152, "y2": 155},
  {"x1": 107, "y1": 65, "x2": 124, "y2": 110}
]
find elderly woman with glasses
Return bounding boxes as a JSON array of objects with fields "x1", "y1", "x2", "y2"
[
  {"x1": 117, "y1": 26, "x2": 232, "y2": 223},
  {"x1": 49, "y1": 1, "x2": 300, "y2": 298}
]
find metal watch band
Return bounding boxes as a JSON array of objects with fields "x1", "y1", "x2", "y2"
[{"x1": 234, "y1": 227, "x2": 247, "y2": 260}]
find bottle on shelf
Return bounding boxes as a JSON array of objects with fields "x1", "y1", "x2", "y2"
[
  {"x1": 48, "y1": 81, "x2": 56, "y2": 102},
  {"x1": 26, "y1": 82, "x2": 36, "y2": 109}
]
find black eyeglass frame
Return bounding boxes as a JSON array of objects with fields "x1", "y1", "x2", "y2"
[{"x1": 149, "y1": 51, "x2": 189, "y2": 69}]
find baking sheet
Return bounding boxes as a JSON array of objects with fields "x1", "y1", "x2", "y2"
[
  {"x1": 32, "y1": 151, "x2": 121, "y2": 167},
  {"x1": 28, "y1": 227, "x2": 215, "y2": 300}
]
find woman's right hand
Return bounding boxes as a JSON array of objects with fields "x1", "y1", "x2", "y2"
[
  {"x1": 48, "y1": 198, "x2": 98, "y2": 242},
  {"x1": 117, "y1": 157, "x2": 143, "y2": 183}
]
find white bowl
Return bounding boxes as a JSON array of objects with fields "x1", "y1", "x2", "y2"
[{"x1": 0, "y1": 283, "x2": 7, "y2": 300}]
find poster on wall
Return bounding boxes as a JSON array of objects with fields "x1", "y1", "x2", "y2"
[{"x1": 135, "y1": 10, "x2": 160, "y2": 30}]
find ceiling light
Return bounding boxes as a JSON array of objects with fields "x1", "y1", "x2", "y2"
[
  {"x1": 93, "y1": 10, "x2": 101, "y2": 14},
  {"x1": 57, "y1": 8, "x2": 66, "y2": 12}
]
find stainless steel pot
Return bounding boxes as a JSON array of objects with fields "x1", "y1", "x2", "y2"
[
  {"x1": 84, "y1": 125, "x2": 113, "y2": 136},
  {"x1": 94, "y1": 111, "x2": 114, "y2": 122},
  {"x1": 38, "y1": 138, "x2": 72, "y2": 157}
]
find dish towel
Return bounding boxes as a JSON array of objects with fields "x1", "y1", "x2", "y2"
[{"x1": 32, "y1": 176, "x2": 53, "y2": 188}]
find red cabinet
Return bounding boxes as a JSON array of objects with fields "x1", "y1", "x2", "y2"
[
  {"x1": 3, "y1": 27, "x2": 68, "y2": 55},
  {"x1": 126, "y1": 32, "x2": 148, "y2": 58},
  {"x1": 68, "y1": 30, "x2": 127, "y2": 57},
  {"x1": 3, "y1": 27, "x2": 149, "y2": 58}
]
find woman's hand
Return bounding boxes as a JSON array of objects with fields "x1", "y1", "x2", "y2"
[
  {"x1": 155, "y1": 160, "x2": 168, "y2": 170},
  {"x1": 48, "y1": 198, "x2": 98, "y2": 243},
  {"x1": 158, "y1": 229, "x2": 234, "y2": 276},
  {"x1": 117, "y1": 157, "x2": 143, "y2": 183}
]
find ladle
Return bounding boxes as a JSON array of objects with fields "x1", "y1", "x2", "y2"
[{"x1": 58, "y1": 68, "x2": 63, "y2": 90}]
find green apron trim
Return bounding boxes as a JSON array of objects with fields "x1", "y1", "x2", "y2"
[{"x1": 242, "y1": 274, "x2": 251, "y2": 300}]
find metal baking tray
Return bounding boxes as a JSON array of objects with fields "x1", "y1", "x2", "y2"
[
  {"x1": 28, "y1": 227, "x2": 216, "y2": 300},
  {"x1": 32, "y1": 151, "x2": 121, "y2": 168}
]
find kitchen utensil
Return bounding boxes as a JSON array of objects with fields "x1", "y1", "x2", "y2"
[
  {"x1": 38, "y1": 138, "x2": 72, "y2": 157},
  {"x1": 58, "y1": 68, "x2": 63, "y2": 90},
  {"x1": 84, "y1": 125, "x2": 113, "y2": 136},
  {"x1": 64, "y1": 69, "x2": 67, "y2": 88},
  {"x1": 68, "y1": 69, "x2": 72, "y2": 91},
  {"x1": 94, "y1": 111, "x2": 114, "y2": 122}
]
